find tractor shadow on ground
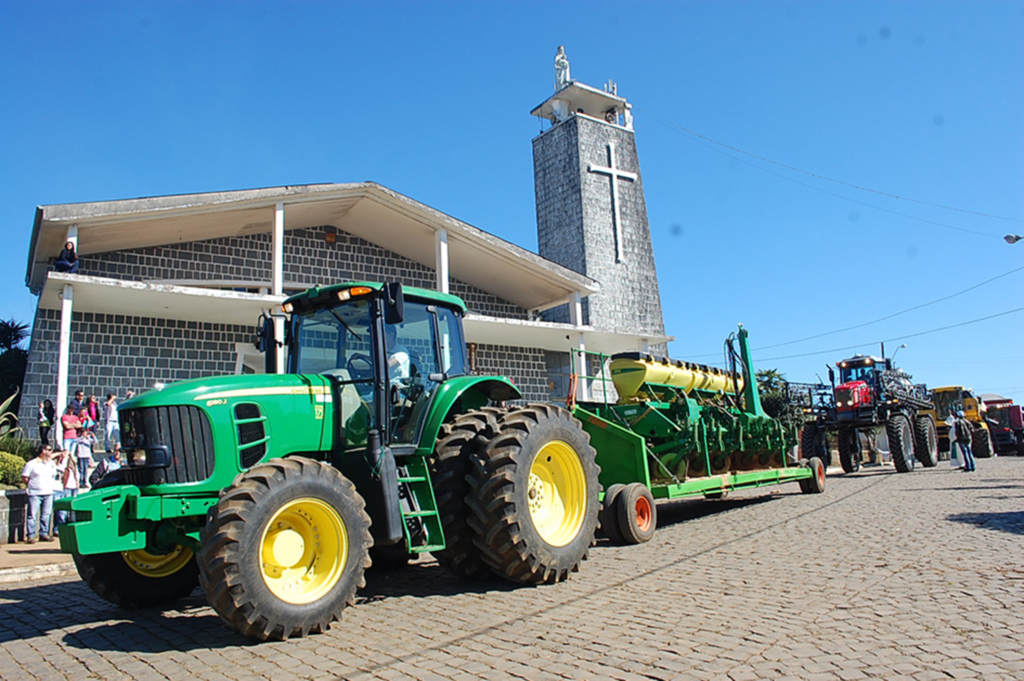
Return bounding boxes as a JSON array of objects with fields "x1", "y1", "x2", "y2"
[
  {"x1": 359, "y1": 559, "x2": 521, "y2": 603},
  {"x1": 0, "y1": 582, "x2": 249, "y2": 651},
  {"x1": 946, "y1": 511, "x2": 1024, "y2": 536}
]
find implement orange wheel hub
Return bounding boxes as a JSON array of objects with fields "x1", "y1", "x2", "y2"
[{"x1": 634, "y1": 495, "x2": 654, "y2": 533}]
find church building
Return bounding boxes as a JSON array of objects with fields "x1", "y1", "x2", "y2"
[{"x1": 18, "y1": 49, "x2": 669, "y2": 431}]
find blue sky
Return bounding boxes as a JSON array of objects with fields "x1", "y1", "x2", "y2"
[{"x1": 1, "y1": 1, "x2": 1022, "y2": 398}]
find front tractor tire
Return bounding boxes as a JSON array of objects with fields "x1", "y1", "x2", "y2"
[
  {"x1": 467, "y1": 404, "x2": 600, "y2": 585},
  {"x1": 199, "y1": 457, "x2": 372, "y2": 641},
  {"x1": 914, "y1": 415, "x2": 939, "y2": 467},
  {"x1": 887, "y1": 415, "x2": 917, "y2": 473},
  {"x1": 73, "y1": 545, "x2": 200, "y2": 609},
  {"x1": 837, "y1": 427, "x2": 861, "y2": 474}
]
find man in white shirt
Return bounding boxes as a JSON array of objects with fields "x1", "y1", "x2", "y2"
[
  {"x1": 386, "y1": 325, "x2": 411, "y2": 386},
  {"x1": 21, "y1": 444, "x2": 58, "y2": 543}
]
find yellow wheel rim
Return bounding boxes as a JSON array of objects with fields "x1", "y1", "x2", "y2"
[
  {"x1": 260, "y1": 498, "x2": 347, "y2": 605},
  {"x1": 122, "y1": 545, "x2": 194, "y2": 578},
  {"x1": 527, "y1": 440, "x2": 587, "y2": 547}
]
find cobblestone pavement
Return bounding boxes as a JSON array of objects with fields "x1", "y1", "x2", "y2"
[{"x1": 2, "y1": 458, "x2": 1022, "y2": 681}]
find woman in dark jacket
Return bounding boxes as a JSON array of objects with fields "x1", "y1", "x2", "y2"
[{"x1": 55, "y1": 241, "x2": 78, "y2": 273}]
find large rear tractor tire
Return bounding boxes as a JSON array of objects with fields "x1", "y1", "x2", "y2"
[
  {"x1": 73, "y1": 544, "x2": 200, "y2": 608},
  {"x1": 198, "y1": 457, "x2": 372, "y2": 641},
  {"x1": 914, "y1": 415, "x2": 939, "y2": 467},
  {"x1": 799, "y1": 457, "x2": 827, "y2": 494},
  {"x1": 837, "y1": 427, "x2": 861, "y2": 474},
  {"x1": 973, "y1": 427, "x2": 994, "y2": 458},
  {"x1": 616, "y1": 483, "x2": 657, "y2": 545},
  {"x1": 430, "y1": 407, "x2": 505, "y2": 580},
  {"x1": 467, "y1": 404, "x2": 600, "y2": 585},
  {"x1": 887, "y1": 415, "x2": 916, "y2": 473}
]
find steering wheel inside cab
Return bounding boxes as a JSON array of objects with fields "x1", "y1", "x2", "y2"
[{"x1": 346, "y1": 353, "x2": 373, "y2": 380}]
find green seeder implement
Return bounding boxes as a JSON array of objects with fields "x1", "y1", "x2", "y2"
[{"x1": 571, "y1": 326, "x2": 825, "y2": 544}]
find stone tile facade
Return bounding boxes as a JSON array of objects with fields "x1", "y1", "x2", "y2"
[
  {"x1": 20, "y1": 226, "x2": 548, "y2": 427},
  {"x1": 533, "y1": 114, "x2": 666, "y2": 348},
  {"x1": 78, "y1": 226, "x2": 528, "y2": 320},
  {"x1": 475, "y1": 344, "x2": 550, "y2": 403}
]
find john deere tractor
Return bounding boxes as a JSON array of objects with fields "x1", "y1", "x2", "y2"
[{"x1": 56, "y1": 282, "x2": 601, "y2": 641}]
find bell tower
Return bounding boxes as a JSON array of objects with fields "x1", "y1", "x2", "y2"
[{"x1": 531, "y1": 47, "x2": 665, "y2": 345}]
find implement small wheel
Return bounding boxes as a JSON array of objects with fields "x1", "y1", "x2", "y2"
[
  {"x1": 800, "y1": 457, "x2": 826, "y2": 494},
  {"x1": 616, "y1": 483, "x2": 657, "y2": 545},
  {"x1": 199, "y1": 457, "x2": 371, "y2": 641},
  {"x1": 467, "y1": 404, "x2": 600, "y2": 584},
  {"x1": 73, "y1": 544, "x2": 199, "y2": 608},
  {"x1": 600, "y1": 483, "x2": 626, "y2": 544}
]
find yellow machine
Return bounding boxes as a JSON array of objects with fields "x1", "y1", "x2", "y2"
[
  {"x1": 923, "y1": 386, "x2": 993, "y2": 458},
  {"x1": 609, "y1": 354, "x2": 744, "y2": 402}
]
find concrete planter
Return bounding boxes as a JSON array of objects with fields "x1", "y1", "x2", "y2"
[{"x1": 1, "y1": 489, "x2": 27, "y2": 544}]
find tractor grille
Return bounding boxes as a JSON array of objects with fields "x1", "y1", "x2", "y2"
[{"x1": 120, "y1": 406, "x2": 216, "y2": 485}]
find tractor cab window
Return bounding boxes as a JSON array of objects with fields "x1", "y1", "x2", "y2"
[
  {"x1": 932, "y1": 391, "x2": 961, "y2": 421},
  {"x1": 436, "y1": 306, "x2": 468, "y2": 376},
  {"x1": 840, "y1": 364, "x2": 876, "y2": 384},
  {"x1": 294, "y1": 300, "x2": 375, "y2": 445},
  {"x1": 387, "y1": 302, "x2": 442, "y2": 445},
  {"x1": 990, "y1": 408, "x2": 1010, "y2": 429}
]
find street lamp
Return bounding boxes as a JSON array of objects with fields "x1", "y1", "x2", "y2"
[
  {"x1": 1005, "y1": 234, "x2": 1022, "y2": 244},
  {"x1": 890, "y1": 343, "x2": 907, "y2": 365}
]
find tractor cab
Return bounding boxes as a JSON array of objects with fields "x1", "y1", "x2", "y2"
[
  {"x1": 279, "y1": 282, "x2": 469, "y2": 451},
  {"x1": 834, "y1": 355, "x2": 882, "y2": 413}
]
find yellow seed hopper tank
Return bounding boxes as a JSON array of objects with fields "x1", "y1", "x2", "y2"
[{"x1": 609, "y1": 353, "x2": 744, "y2": 402}]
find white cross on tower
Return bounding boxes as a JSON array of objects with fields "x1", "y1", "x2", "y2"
[{"x1": 587, "y1": 142, "x2": 637, "y2": 263}]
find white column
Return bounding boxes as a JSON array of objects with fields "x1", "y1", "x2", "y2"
[
  {"x1": 568, "y1": 291, "x2": 588, "y2": 401},
  {"x1": 55, "y1": 284, "x2": 74, "y2": 444},
  {"x1": 272, "y1": 203, "x2": 284, "y2": 296},
  {"x1": 568, "y1": 292, "x2": 582, "y2": 327},
  {"x1": 435, "y1": 228, "x2": 449, "y2": 294},
  {"x1": 273, "y1": 203, "x2": 286, "y2": 373},
  {"x1": 65, "y1": 224, "x2": 79, "y2": 251}
]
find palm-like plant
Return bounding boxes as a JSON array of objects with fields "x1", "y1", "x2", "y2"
[
  {"x1": 0, "y1": 319, "x2": 28, "y2": 414},
  {"x1": 0, "y1": 319, "x2": 28, "y2": 353}
]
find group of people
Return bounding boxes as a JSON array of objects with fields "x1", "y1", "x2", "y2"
[{"x1": 21, "y1": 388, "x2": 133, "y2": 544}]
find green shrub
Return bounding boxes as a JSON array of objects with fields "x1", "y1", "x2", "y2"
[
  {"x1": 0, "y1": 451, "x2": 26, "y2": 487},
  {"x1": 0, "y1": 434, "x2": 33, "y2": 461}
]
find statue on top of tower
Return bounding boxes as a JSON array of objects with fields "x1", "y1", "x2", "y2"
[{"x1": 554, "y1": 46, "x2": 571, "y2": 91}]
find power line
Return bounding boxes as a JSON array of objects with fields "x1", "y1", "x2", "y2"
[
  {"x1": 637, "y1": 107, "x2": 1023, "y2": 225},
  {"x1": 684, "y1": 264, "x2": 1024, "y2": 360},
  {"x1": 755, "y1": 263, "x2": 1024, "y2": 350},
  {"x1": 756, "y1": 306, "x2": 1024, "y2": 362}
]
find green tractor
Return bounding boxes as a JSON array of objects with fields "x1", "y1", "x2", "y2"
[{"x1": 57, "y1": 282, "x2": 601, "y2": 640}]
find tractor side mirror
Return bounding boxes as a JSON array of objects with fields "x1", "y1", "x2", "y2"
[
  {"x1": 384, "y1": 282, "x2": 405, "y2": 325},
  {"x1": 885, "y1": 359, "x2": 892, "y2": 370},
  {"x1": 827, "y1": 366, "x2": 835, "y2": 385},
  {"x1": 258, "y1": 314, "x2": 278, "y2": 374}
]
